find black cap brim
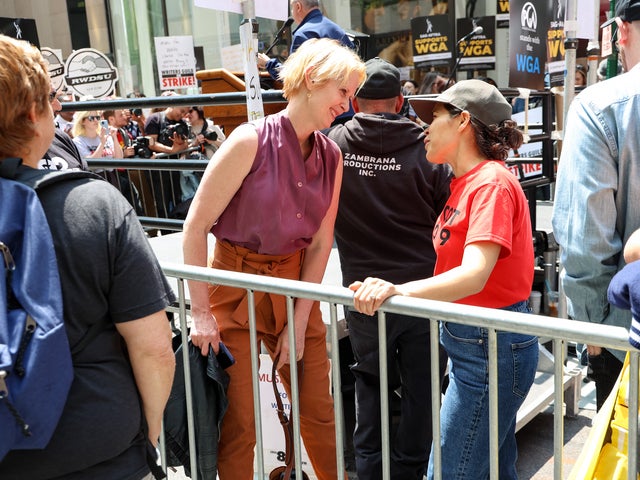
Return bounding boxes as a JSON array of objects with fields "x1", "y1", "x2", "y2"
[{"x1": 601, "y1": 16, "x2": 616, "y2": 28}]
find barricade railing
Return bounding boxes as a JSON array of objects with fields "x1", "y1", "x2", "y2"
[
  {"x1": 86, "y1": 158, "x2": 209, "y2": 232},
  {"x1": 65, "y1": 92, "x2": 284, "y2": 231},
  {"x1": 74, "y1": 87, "x2": 555, "y2": 230},
  {"x1": 60, "y1": 91, "x2": 287, "y2": 113},
  {"x1": 158, "y1": 261, "x2": 639, "y2": 480}
]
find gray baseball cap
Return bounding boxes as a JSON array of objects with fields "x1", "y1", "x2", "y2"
[{"x1": 409, "y1": 79, "x2": 512, "y2": 126}]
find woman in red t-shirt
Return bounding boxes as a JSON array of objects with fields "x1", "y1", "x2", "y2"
[{"x1": 351, "y1": 79, "x2": 538, "y2": 480}]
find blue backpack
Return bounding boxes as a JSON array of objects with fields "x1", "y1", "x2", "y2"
[{"x1": 0, "y1": 158, "x2": 97, "y2": 460}]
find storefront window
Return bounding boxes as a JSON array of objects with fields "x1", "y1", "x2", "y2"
[{"x1": 106, "y1": 0, "x2": 463, "y2": 96}]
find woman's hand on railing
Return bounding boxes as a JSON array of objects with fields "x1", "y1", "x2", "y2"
[
  {"x1": 350, "y1": 277, "x2": 400, "y2": 316},
  {"x1": 189, "y1": 310, "x2": 220, "y2": 356}
]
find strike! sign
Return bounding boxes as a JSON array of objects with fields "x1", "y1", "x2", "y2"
[{"x1": 154, "y1": 36, "x2": 197, "y2": 90}]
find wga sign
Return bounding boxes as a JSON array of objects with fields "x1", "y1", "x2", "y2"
[{"x1": 517, "y1": 2, "x2": 541, "y2": 74}]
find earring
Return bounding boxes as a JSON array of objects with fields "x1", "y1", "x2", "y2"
[{"x1": 307, "y1": 92, "x2": 312, "y2": 99}]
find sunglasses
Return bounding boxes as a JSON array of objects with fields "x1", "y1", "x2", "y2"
[
  {"x1": 86, "y1": 115, "x2": 101, "y2": 121},
  {"x1": 49, "y1": 91, "x2": 58, "y2": 103}
]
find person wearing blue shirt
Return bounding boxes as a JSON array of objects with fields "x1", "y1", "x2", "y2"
[
  {"x1": 258, "y1": 1, "x2": 356, "y2": 124},
  {"x1": 258, "y1": 0, "x2": 354, "y2": 79},
  {"x1": 552, "y1": 0, "x2": 640, "y2": 411}
]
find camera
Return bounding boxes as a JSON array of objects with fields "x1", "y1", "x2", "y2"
[
  {"x1": 133, "y1": 136, "x2": 153, "y2": 158},
  {"x1": 130, "y1": 108, "x2": 143, "y2": 117},
  {"x1": 203, "y1": 130, "x2": 218, "y2": 142},
  {"x1": 158, "y1": 121, "x2": 190, "y2": 147},
  {"x1": 165, "y1": 121, "x2": 190, "y2": 140},
  {"x1": 99, "y1": 119, "x2": 109, "y2": 130}
]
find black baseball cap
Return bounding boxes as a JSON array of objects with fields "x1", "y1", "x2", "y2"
[
  {"x1": 356, "y1": 57, "x2": 402, "y2": 100},
  {"x1": 601, "y1": 0, "x2": 640, "y2": 27}
]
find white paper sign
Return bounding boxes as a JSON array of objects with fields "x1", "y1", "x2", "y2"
[
  {"x1": 575, "y1": 0, "x2": 599, "y2": 40},
  {"x1": 239, "y1": 21, "x2": 264, "y2": 120},
  {"x1": 508, "y1": 106, "x2": 544, "y2": 180},
  {"x1": 194, "y1": 0, "x2": 288, "y2": 21},
  {"x1": 154, "y1": 35, "x2": 197, "y2": 90},
  {"x1": 255, "y1": 354, "x2": 316, "y2": 478},
  {"x1": 221, "y1": 43, "x2": 245, "y2": 71}
]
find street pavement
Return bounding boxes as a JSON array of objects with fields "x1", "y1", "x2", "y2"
[{"x1": 516, "y1": 358, "x2": 596, "y2": 479}]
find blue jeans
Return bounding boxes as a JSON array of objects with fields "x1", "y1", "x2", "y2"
[{"x1": 427, "y1": 300, "x2": 538, "y2": 480}]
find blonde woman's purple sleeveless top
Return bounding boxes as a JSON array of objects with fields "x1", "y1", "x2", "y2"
[{"x1": 211, "y1": 111, "x2": 341, "y2": 255}]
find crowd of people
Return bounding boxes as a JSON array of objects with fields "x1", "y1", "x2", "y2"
[
  {"x1": 1, "y1": 0, "x2": 639, "y2": 478},
  {"x1": 47, "y1": 89, "x2": 227, "y2": 219}
]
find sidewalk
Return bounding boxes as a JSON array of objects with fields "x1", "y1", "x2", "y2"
[
  {"x1": 162, "y1": 358, "x2": 596, "y2": 480},
  {"x1": 516, "y1": 357, "x2": 596, "y2": 479}
]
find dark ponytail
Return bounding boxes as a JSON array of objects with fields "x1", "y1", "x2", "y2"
[{"x1": 470, "y1": 118, "x2": 522, "y2": 160}]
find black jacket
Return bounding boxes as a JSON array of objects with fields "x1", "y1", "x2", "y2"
[
  {"x1": 163, "y1": 341, "x2": 229, "y2": 479},
  {"x1": 326, "y1": 112, "x2": 452, "y2": 286}
]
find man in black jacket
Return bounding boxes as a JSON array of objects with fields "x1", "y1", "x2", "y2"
[{"x1": 326, "y1": 58, "x2": 452, "y2": 480}]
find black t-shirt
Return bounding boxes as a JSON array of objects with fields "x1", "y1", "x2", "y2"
[
  {"x1": 0, "y1": 176, "x2": 175, "y2": 480},
  {"x1": 39, "y1": 129, "x2": 88, "y2": 171},
  {"x1": 145, "y1": 111, "x2": 187, "y2": 147}
]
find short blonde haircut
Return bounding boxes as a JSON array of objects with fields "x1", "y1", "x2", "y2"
[
  {"x1": 72, "y1": 110, "x2": 96, "y2": 138},
  {"x1": 279, "y1": 38, "x2": 366, "y2": 100},
  {"x1": 0, "y1": 35, "x2": 50, "y2": 159}
]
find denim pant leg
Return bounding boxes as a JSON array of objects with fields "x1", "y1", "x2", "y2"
[{"x1": 427, "y1": 301, "x2": 538, "y2": 480}]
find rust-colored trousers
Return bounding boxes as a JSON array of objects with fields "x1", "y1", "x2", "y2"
[{"x1": 210, "y1": 240, "x2": 342, "y2": 480}]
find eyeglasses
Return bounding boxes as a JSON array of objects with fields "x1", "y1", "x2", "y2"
[
  {"x1": 86, "y1": 115, "x2": 101, "y2": 121},
  {"x1": 49, "y1": 91, "x2": 58, "y2": 103}
]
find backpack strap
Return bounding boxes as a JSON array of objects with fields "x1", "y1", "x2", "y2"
[
  {"x1": 2, "y1": 158, "x2": 106, "y2": 356},
  {"x1": 16, "y1": 167, "x2": 102, "y2": 190},
  {"x1": 0, "y1": 157, "x2": 23, "y2": 179}
]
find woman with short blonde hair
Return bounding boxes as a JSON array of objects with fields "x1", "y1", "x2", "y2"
[
  {"x1": 183, "y1": 38, "x2": 365, "y2": 479},
  {"x1": 280, "y1": 38, "x2": 365, "y2": 99}
]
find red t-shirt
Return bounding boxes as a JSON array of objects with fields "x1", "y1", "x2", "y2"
[{"x1": 432, "y1": 160, "x2": 534, "y2": 308}]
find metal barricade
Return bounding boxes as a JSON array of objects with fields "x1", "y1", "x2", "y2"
[
  {"x1": 64, "y1": 92, "x2": 286, "y2": 232},
  {"x1": 158, "y1": 261, "x2": 639, "y2": 480},
  {"x1": 74, "y1": 88, "x2": 555, "y2": 230}
]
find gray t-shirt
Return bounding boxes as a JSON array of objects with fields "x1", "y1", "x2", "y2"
[{"x1": 0, "y1": 176, "x2": 175, "y2": 480}]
